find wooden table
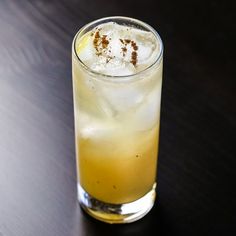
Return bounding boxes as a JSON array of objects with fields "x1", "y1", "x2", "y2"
[{"x1": 0, "y1": 1, "x2": 235, "y2": 235}]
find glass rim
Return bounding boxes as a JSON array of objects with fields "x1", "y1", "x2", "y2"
[{"x1": 72, "y1": 16, "x2": 163, "y2": 82}]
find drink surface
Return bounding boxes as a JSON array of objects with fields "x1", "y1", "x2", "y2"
[
  {"x1": 75, "y1": 22, "x2": 161, "y2": 76},
  {"x1": 73, "y1": 21, "x2": 163, "y2": 204}
]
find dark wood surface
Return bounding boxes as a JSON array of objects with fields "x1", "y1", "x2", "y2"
[{"x1": 0, "y1": 0, "x2": 235, "y2": 235}]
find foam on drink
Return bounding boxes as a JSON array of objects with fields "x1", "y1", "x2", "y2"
[{"x1": 75, "y1": 22, "x2": 161, "y2": 76}]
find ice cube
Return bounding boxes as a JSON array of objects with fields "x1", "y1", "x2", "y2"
[
  {"x1": 75, "y1": 22, "x2": 160, "y2": 76},
  {"x1": 97, "y1": 83, "x2": 146, "y2": 113},
  {"x1": 78, "y1": 112, "x2": 117, "y2": 140},
  {"x1": 131, "y1": 88, "x2": 162, "y2": 130}
]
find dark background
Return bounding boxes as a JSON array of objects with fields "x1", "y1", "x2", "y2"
[{"x1": 0, "y1": 0, "x2": 235, "y2": 235}]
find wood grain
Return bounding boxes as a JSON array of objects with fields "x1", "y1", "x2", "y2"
[{"x1": 0, "y1": 0, "x2": 235, "y2": 235}]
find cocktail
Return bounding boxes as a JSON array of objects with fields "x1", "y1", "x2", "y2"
[{"x1": 72, "y1": 16, "x2": 163, "y2": 223}]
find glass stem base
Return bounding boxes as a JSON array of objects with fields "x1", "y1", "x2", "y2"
[{"x1": 77, "y1": 183, "x2": 156, "y2": 224}]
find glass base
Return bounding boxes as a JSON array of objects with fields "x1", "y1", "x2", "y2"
[{"x1": 77, "y1": 183, "x2": 156, "y2": 224}]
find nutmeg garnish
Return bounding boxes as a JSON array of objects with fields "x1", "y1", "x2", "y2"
[
  {"x1": 101, "y1": 35, "x2": 109, "y2": 49},
  {"x1": 119, "y1": 38, "x2": 138, "y2": 66},
  {"x1": 121, "y1": 47, "x2": 127, "y2": 56},
  {"x1": 93, "y1": 29, "x2": 138, "y2": 66},
  {"x1": 131, "y1": 51, "x2": 137, "y2": 66},
  {"x1": 93, "y1": 29, "x2": 111, "y2": 61},
  {"x1": 131, "y1": 41, "x2": 138, "y2": 51}
]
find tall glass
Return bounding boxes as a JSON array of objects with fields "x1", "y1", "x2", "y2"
[{"x1": 72, "y1": 16, "x2": 163, "y2": 223}]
